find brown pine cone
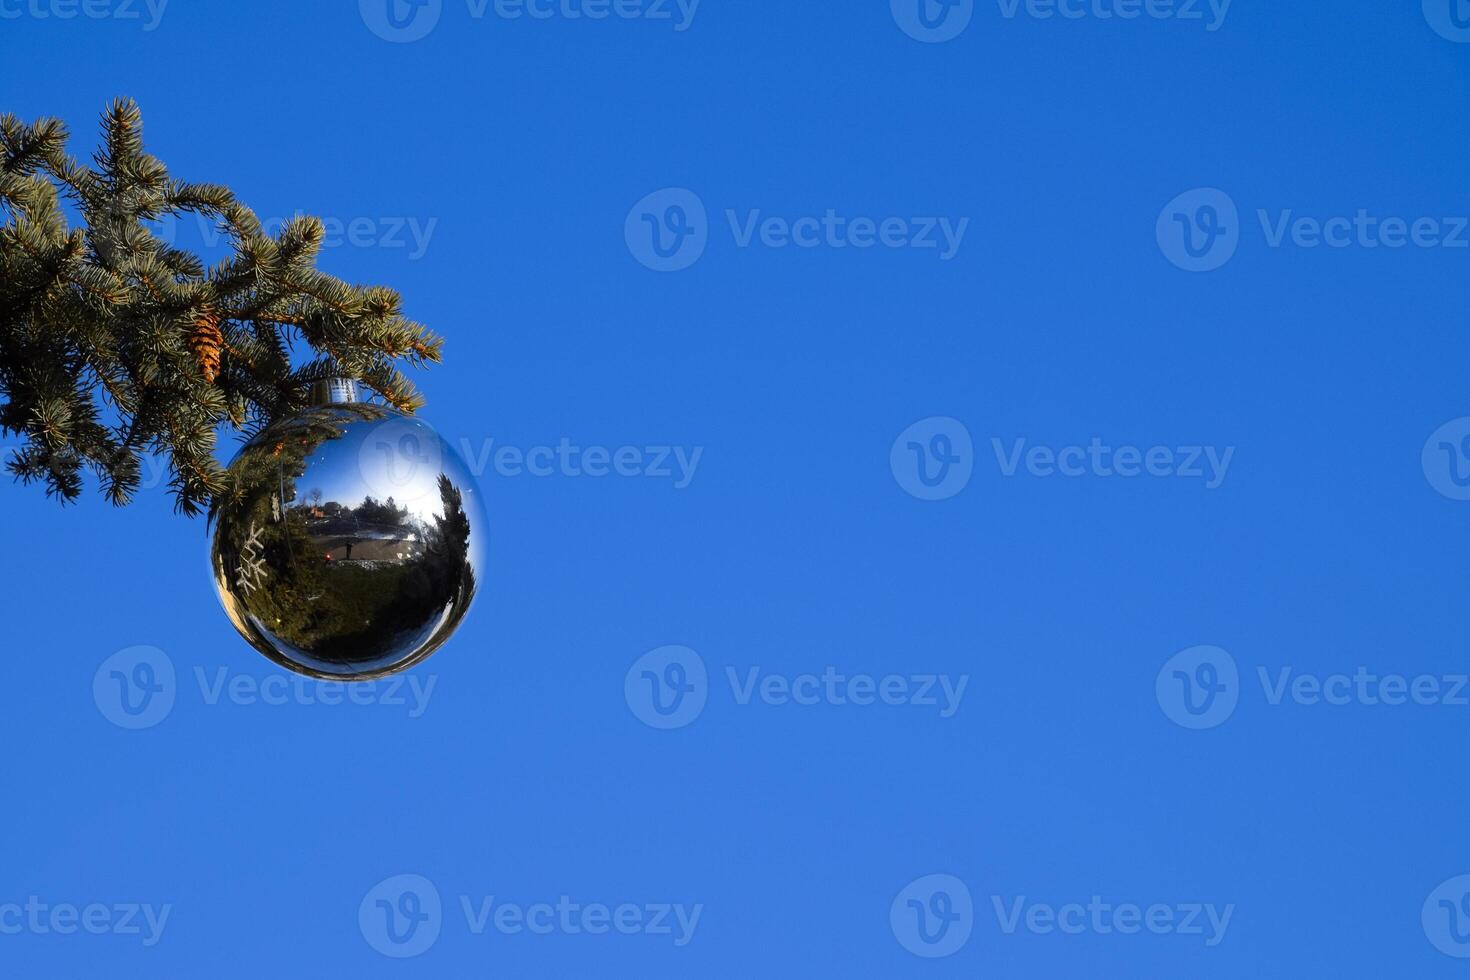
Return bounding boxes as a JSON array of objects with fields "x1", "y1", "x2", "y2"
[{"x1": 188, "y1": 307, "x2": 224, "y2": 383}]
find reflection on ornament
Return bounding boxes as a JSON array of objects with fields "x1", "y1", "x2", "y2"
[
  {"x1": 235, "y1": 522, "x2": 269, "y2": 596},
  {"x1": 209, "y1": 380, "x2": 487, "y2": 680}
]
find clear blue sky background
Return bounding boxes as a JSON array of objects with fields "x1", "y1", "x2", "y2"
[{"x1": 4, "y1": 1, "x2": 1470, "y2": 976}]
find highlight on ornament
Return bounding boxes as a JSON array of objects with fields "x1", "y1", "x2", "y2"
[{"x1": 0, "y1": 100, "x2": 485, "y2": 680}]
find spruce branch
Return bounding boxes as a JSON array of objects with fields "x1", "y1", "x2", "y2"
[{"x1": 0, "y1": 99, "x2": 442, "y2": 514}]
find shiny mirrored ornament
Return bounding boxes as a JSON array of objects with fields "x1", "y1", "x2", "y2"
[{"x1": 209, "y1": 380, "x2": 486, "y2": 680}]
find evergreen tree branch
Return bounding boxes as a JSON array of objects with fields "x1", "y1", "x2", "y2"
[{"x1": 0, "y1": 99, "x2": 442, "y2": 513}]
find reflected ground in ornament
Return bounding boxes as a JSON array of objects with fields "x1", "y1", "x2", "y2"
[{"x1": 209, "y1": 403, "x2": 485, "y2": 680}]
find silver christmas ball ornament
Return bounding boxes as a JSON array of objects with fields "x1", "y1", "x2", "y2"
[{"x1": 209, "y1": 379, "x2": 486, "y2": 679}]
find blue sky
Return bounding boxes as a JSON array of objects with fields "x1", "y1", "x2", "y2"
[{"x1": 4, "y1": 0, "x2": 1470, "y2": 975}]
